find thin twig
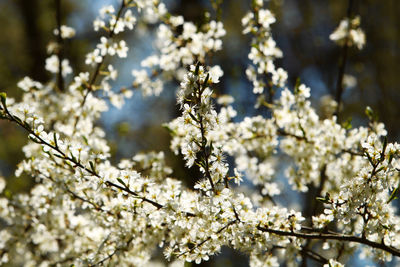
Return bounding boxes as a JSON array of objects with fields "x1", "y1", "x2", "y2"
[
  {"x1": 74, "y1": 0, "x2": 127, "y2": 132},
  {"x1": 257, "y1": 225, "x2": 400, "y2": 257},
  {"x1": 55, "y1": 0, "x2": 64, "y2": 91},
  {"x1": 0, "y1": 103, "x2": 195, "y2": 216},
  {"x1": 177, "y1": 219, "x2": 237, "y2": 258},
  {"x1": 334, "y1": 0, "x2": 355, "y2": 119}
]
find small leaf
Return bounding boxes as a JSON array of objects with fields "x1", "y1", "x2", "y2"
[
  {"x1": 375, "y1": 166, "x2": 385, "y2": 174},
  {"x1": 195, "y1": 159, "x2": 205, "y2": 169},
  {"x1": 12, "y1": 115, "x2": 22, "y2": 124},
  {"x1": 365, "y1": 106, "x2": 375, "y2": 121},
  {"x1": 388, "y1": 154, "x2": 394, "y2": 165},
  {"x1": 316, "y1": 193, "x2": 331, "y2": 204},
  {"x1": 316, "y1": 197, "x2": 329, "y2": 204},
  {"x1": 202, "y1": 136, "x2": 208, "y2": 146},
  {"x1": 89, "y1": 161, "x2": 96, "y2": 173},
  {"x1": 70, "y1": 152, "x2": 78, "y2": 163},
  {"x1": 82, "y1": 135, "x2": 89, "y2": 145},
  {"x1": 251, "y1": 43, "x2": 258, "y2": 49},
  {"x1": 381, "y1": 136, "x2": 388, "y2": 159},
  {"x1": 294, "y1": 78, "x2": 301, "y2": 94},
  {"x1": 0, "y1": 92, "x2": 6, "y2": 106},
  {"x1": 162, "y1": 123, "x2": 176, "y2": 135},
  {"x1": 342, "y1": 117, "x2": 352, "y2": 130},
  {"x1": 204, "y1": 73, "x2": 210, "y2": 85},
  {"x1": 194, "y1": 62, "x2": 200, "y2": 76},
  {"x1": 117, "y1": 178, "x2": 126, "y2": 187},
  {"x1": 387, "y1": 187, "x2": 399, "y2": 204},
  {"x1": 188, "y1": 111, "x2": 198, "y2": 122},
  {"x1": 53, "y1": 133, "x2": 59, "y2": 149}
]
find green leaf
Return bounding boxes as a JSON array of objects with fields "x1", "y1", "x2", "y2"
[
  {"x1": 4, "y1": 189, "x2": 12, "y2": 199},
  {"x1": 188, "y1": 111, "x2": 198, "y2": 122},
  {"x1": 365, "y1": 106, "x2": 378, "y2": 121},
  {"x1": 0, "y1": 92, "x2": 6, "y2": 107},
  {"x1": 53, "y1": 153, "x2": 64, "y2": 159},
  {"x1": 388, "y1": 153, "x2": 394, "y2": 165},
  {"x1": 70, "y1": 152, "x2": 78, "y2": 163},
  {"x1": 316, "y1": 197, "x2": 329, "y2": 204},
  {"x1": 195, "y1": 159, "x2": 205, "y2": 169},
  {"x1": 82, "y1": 135, "x2": 89, "y2": 145},
  {"x1": 342, "y1": 117, "x2": 352, "y2": 130},
  {"x1": 117, "y1": 178, "x2": 126, "y2": 187},
  {"x1": 316, "y1": 193, "x2": 331, "y2": 204},
  {"x1": 162, "y1": 123, "x2": 176, "y2": 135},
  {"x1": 294, "y1": 78, "x2": 301, "y2": 94},
  {"x1": 204, "y1": 73, "x2": 210, "y2": 85},
  {"x1": 194, "y1": 62, "x2": 200, "y2": 76},
  {"x1": 89, "y1": 161, "x2": 96, "y2": 173},
  {"x1": 365, "y1": 152, "x2": 374, "y2": 165},
  {"x1": 387, "y1": 187, "x2": 399, "y2": 204},
  {"x1": 12, "y1": 115, "x2": 22, "y2": 124}
]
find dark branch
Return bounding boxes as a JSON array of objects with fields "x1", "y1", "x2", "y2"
[
  {"x1": 334, "y1": 0, "x2": 355, "y2": 119},
  {"x1": 257, "y1": 225, "x2": 400, "y2": 257},
  {"x1": 55, "y1": 0, "x2": 64, "y2": 92}
]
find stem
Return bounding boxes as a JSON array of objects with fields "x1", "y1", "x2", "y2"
[
  {"x1": 196, "y1": 80, "x2": 216, "y2": 193},
  {"x1": 55, "y1": 0, "x2": 64, "y2": 91},
  {"x1": 198, "y1": 114, "x2": 216, "y2": 192},
  {"x1": 257, "y1": 226, "x2": 400, "y2": 257},
  {"x1": 89, "y1": 237, "x2": 134, "y2": 266},
  {"x1": 334, "y1": 0, "x2": 354, "y2": 119},
  {"x1": 301, "y1": 164, "x2": 327, "y2": 267},
  {"x1": 178, "y1": 219, "x2": 237, "y2": 258},
  {"x1": 1, "y1": 105, "x2": 198, "y2": 216},
  {"x1": 74, "y1": 0, "x2": 127, "y2": 131}
]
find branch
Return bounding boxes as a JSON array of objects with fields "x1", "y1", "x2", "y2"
[
  {"x1": 300, "y1": 247, "x2": 329, "y2": 265},
  {"x1": 177, "y1": 219, "x2": 237, "y2": 258},
  {"x1": 81, "y1": 0, "x2": 126, "y2": 106},
  {"x1": 257, "y1": 226, "x2": 400, "y2": 257},
  {"x1": 74, "y1": 0, "x2": 128, "y2": 132},
  {"x1": 277, "y1": 128, "x2": 363, "y2": 156},
  {"x1": 0, "y1": 103, "x2": 196, "y2": 217},
  {"x1": 55, "y1": 0, "x2": 64, "y2": 92},
  {"x1": 301, "y1": 165, "x2": 328, "y2": 267},
  {"x1": 334, "y1": 0, "x2": 355, "y2": 119},
  {"x1": 89, "y1": 237, "x2": 134, "y2": 267},
  {"x1": 193, "y1": 73, "x2": 216, "y2": 193}
]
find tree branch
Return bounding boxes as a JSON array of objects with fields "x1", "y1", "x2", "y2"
[
  {"x1": 55, "y1": 0, "x2": 64, "y2": 91},
  {"x1": 0, "y1": 103, "x2": 197, "y2": 217},
  {"x1": 257, "y1": 225, "x2": 400, "y2": 257},
  {"x1": 334, "y1": 0, "x2": 355, "y2": 119}
]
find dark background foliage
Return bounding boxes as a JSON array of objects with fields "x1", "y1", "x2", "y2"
[{"x1": 0, "y1": 0, "x2": 399, "y2": 266}]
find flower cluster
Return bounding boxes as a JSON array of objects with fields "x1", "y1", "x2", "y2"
[
  {"x1": 242, "y1": 2, "x2": 286, "y2": 97},
  {"x1": 131, "y1": 12, "x2": 226, "y2": 96},
  {"x1": 330, "y1": 16, "x2": 366, "y2": 50}
]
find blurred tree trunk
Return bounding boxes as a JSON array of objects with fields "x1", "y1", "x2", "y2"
[{"x1": 15, "y1": 0, "x2": 48, "y2": 82}]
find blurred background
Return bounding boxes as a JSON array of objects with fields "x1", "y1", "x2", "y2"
[{"x1": 0, "y1": 0, "x2": 399, "y2": 266}]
